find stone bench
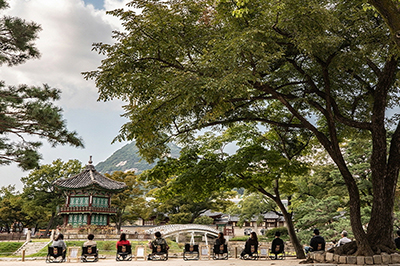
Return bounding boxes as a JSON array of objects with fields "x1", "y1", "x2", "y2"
[{"x1": 311, "y1": 251, "x2": 400, "y2": 265}]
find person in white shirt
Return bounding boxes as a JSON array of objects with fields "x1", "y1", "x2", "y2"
[
  {"x1": 51, "y1": 233, "x2": 67, "y2": 259},
  {"x1": 337, "y1": 230, "x2": 352, "y2": 246},
  {"x1": 83, "y1": 234, "x2": 97, "y2": 247}
]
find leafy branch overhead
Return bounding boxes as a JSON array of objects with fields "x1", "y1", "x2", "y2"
[
  {"x1": 0, "y1": 1, "x2": 83, "y2": 170},
  {"x1": 86, "y1": 0, "x2": 400, "y2": 256}
]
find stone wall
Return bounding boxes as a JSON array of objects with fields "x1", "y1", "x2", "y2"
[{"x1": 310, "y1": 251, "x2": 400, "y2": 265}]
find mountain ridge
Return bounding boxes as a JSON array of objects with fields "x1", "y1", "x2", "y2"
[{"x1": 95, "y1": 141, "x2": 180, "y2": 174}]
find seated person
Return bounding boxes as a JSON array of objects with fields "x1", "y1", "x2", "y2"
[
  {"x1": 337, "y1": 230, "x2": 351, "y2": 246},
  {"x1": 241, "y1": 232, "x2": 258, "y2": 257},
  {"x1": 149, "y1": 231, "x2": 169, "y2": 252},
  {"x1": 82, "y1": 234, "x2": 97, "y2": 256},
  {"x1": 395, "y1": 230, "x2": 400, "y2": 249},
  {"x1": 214, "y1": 232, "x2": 226, "y2": 253},
  {"x1": 271, "y1": 231, "x2": 284, "y2": 259},
  {"x1": 83, "y1": 234, "x2": 97, "y2": 247},
  {"x1": 51, "y1": 233, "x2": 67, "y2": 260},
  {"x1": 305, "y1": 229, "x2": 325, "y2": 253},
  {"x1": 148, "y1": 231, "x2": 169, "y2": 260},
  {"x1": 116, "y1": 233, "x2": 131, "y2": 248}
]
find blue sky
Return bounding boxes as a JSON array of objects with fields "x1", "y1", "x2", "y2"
[
  {"x1": 1, "y1": 0, "x2": 132, "y2": 190},
  {"x1": 83, "y1": 0, "x2": 105, "y2": 9}
]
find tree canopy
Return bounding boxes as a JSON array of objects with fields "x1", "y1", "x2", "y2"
[
  {"x1": 85, "y1": 0, "x2": 400, "y2": 255},
  {"x1": 0, "y1": 0, "x2": 83, "y2": 170},
  {"x1": 105, "y1": 171, "x2": 149, "y2": 231},
  {"x1": 21, "y1": 159, "x2": 83, "y2": 233}
]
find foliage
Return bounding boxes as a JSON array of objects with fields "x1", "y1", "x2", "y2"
[
  {"x1": 101, "y1": 241, "x2": 113, "y2": 251},
  {"x1": 265, "y1": 227, "x2": 289, "y2": 239},
  {"x1": 0, "y1": 1, "x2": 82, "y2": 170},
  {"x1": 292, "y1": 137, "x2": 375, "y2": 244},
  {"x1": 142, "y1": 151, "x2": 237, "y2": 223},
  {"x1": 106, "y1": 171, "x2": 148, "y2": 231},
  {"x1": 168, "y1": 212, "x2": 192, "y2": 224},
  {"x1": 368, "y1": 0, "x2": 400, "y2": 49},
  {"x1": 193, "y1": 215, "x2": 214, "y2": 225},
  {"x1": 142, "y1": 123, "x2": 308, "y2": 257},
  {"x1": 0, "y1": 185, "x2": 25, "y2": 232},
  {"x1": 21, "y1": 159, "x2": 83, "y2": 231},
  {"x1": 229, "y1": 236, "x2": 250, "y2": 241},
  {"x1": 86, "y1": 0, "x2": 400, "y2": 254},
  {"x1": 227, "y1": 191, "x2": 278, "y2": 226}
]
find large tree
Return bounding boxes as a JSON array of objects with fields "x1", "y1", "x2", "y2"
[
  {"x1": 0, "y1": 0, "x2": 83, "y2": 170},
  {"x1": 105, "y1": 171, "x2": 148, "y2": 231},
  {"x1": 144, "y1": 124, "x2": 308, "y2": 258},
  {"x1": 0, "y1": 185, "x2": 25, "y2": 233},
  {"x1": 85, "y1": 0, "x2": 400, "y2": 255},
  {"x1": 143, "y1": 156, "x2": 236, "y2": 224}
]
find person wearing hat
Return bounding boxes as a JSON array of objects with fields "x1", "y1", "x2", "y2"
[
  {"x1": 305, "y1": 229, "x2": 325, "y2": 253},
  {"x1": 337, "y1": 230, "x2": 351, "y2": 246}
]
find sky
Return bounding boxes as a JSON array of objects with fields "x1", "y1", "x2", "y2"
[{"x1": 0, "y1": 0, "x2": 134, "y2": 190}]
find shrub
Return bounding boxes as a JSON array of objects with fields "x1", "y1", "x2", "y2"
[
  {"x1": 193, "y1": 216, "x2": 214, "y2": 225},
  {"x1": 230, "y1": 236, "x2": 248, "y2": 241},
  {"x1": 265, "y1": 227, "x2": 288, "y2": 238},
  {"x1": 169, "y1": 213, "x2": 192, "y2": 224},
  {"x1": 101, "y1": 242, "x2": 113, "y2": 251}
]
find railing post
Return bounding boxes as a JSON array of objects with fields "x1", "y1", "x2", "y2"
[{"x1": 22, "y1": 249, "x2": 25, "y2": 262}]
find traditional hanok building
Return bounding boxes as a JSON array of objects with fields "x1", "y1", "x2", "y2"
[{"x1": 53, "y1": 157, "x2": 127, "y2": 227}]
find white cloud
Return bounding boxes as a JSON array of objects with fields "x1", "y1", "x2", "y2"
[
  {"x1": 1, "y1": 0, "x2": 126, "y2": 110},
  {"x1": 0, "y1": 0, "x2": 135, "y2": 189}
]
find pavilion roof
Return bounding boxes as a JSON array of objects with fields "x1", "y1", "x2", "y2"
[{"x1": 53, "y1": 158, "x2": 127, "y2": 191}]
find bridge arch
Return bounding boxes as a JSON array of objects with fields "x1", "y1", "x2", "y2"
[{"x1": 145, "y1": 224, "x2": 221, "y2": 245}]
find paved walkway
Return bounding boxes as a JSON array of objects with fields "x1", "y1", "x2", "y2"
[{"x1": 0, "y1": 257, "x2": 332, "y2": 266}]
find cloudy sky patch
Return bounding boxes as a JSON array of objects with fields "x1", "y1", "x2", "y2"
[{"x1": 0, "y1": 0, "x2": 134, "y2": 189}]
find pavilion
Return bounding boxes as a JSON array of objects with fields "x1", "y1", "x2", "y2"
[{"x1": 53, "y1": 157, "x2": 127, "y2": 227}]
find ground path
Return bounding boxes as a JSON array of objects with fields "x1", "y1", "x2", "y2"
[{"x1": 0, "y1": 257, "x2": 334, "y2": 266}]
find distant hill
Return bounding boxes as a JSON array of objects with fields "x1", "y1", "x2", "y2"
[{"x1": 95, "y1": 142, "x2": 181, "y2": 174}]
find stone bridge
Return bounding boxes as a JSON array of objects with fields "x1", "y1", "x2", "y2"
[{"x1": 145, "y1": 224, "x2": 221, "y2": 245}]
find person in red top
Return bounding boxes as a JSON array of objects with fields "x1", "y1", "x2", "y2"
[{"x1": 116, "y1": 233, "x2": 131, "y2": 247}]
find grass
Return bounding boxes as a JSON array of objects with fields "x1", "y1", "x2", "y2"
[
  {"x1": 0, "y1": 242, "x2": 24, "y2": 257},
  {"x1": 26, "y1": 239, "x2": 183, "y2": 258}
]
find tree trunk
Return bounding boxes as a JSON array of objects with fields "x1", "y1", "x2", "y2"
[
  {"x1": 369, "y1": 0, "x2": 400, "y2": 49},
  {"x1": 116, "y1": 211, "x2": 122, "y2": 232},
  {"x1": 258, "y1": 180, "x2": 306, "y2": 259},
  {"x1": 277, "y1": 200, "x2": 306, "y2": 259},
  {"x1": 45, "y1": 213, "x2": 56, "y2": 236},
  {"x1": 365, "y1": 56, "x2": 399, "y2": 253}
]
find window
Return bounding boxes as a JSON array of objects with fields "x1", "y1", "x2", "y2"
[
  {"x1": 68, "y1": 214, "x2": 87, "y2": 227},
  {"x1": 91, "y1": 214, "x2": 107, "y2": 225},
  {"x1": 92, "y1": 197, "x2": 108, "y2": 208},
  {"x1": 70, "y1": 197, "x2": 89, "y2": 207}
]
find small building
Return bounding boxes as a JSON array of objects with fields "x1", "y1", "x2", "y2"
[
  {"x1": 199, "y1": 210, "x2": 286, "y2": 237},
  {"x1": 53, "y1": 157, "x2": 127, "y2": 227}
]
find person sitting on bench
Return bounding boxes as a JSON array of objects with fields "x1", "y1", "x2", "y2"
[
  {"x1": 305, "y1": 229, "x2": 325, "y2": 253},
  {"x1": 148, "y1": 231, "x2": 169, "y2": 260},
  {"x1": 240, "y1": 232, "x2": 258, "y2": 258},
  {"x1": 271, "y1": 231, "x2": 284, "y2": 259},
  {"x1": 51, "y1": 233, "x2": 67, "y2": 260}
]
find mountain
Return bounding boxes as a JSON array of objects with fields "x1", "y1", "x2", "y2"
[{"x1": 95, "y1": 141, "x2": 181, "y2": 174}]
